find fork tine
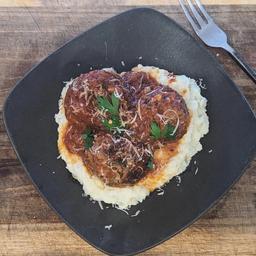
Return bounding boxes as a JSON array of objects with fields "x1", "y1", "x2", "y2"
[
  {"x1": 194, "y1": 0, "x2": 213, "y2": 21},
  {"x1": 187, "y1": 0, "x2": 206, "y2": 28},
  {"x1": 178, "y1": 0, "x2": 200, "y2": 32}
]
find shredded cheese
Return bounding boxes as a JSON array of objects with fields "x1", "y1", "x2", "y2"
[
  {"x1": 176, "y1": 175, "x2": 181, "y2": 184},
  {"x1": 131, "y1": 210, "x2": 141, "y2": 217},
  {"x1": 98, "y1": 201, "x2": 104, "y2": 210},
  {"x1": 105, "y1": 224, "x2": 112, "y2": 230},
  {"x1": 163, "y1": 109, "x2": 180, "y2": 135},
  {"x1": 198, "y1": 78, "x2": 207, "y2": 90},
  {"x1": 113, "y1": 88, "x2": 122, "y2": 99},
  {"x1": 117, "y1": 207, "x2": 129, "y2": 215},
  {"x1": 157, "y1": 188, "x2": 164, "y2": 196},
  {"x1": 137, "y1": 98, "x2": 142, "y2": 120}
]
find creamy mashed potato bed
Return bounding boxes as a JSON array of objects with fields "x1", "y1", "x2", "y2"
[{"x1": 55, "y1": 65, "x2": 209, "y2": 209}]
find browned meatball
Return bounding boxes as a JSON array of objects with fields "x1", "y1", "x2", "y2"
[
  {"x1": 122, "y1": 72, "x2": 189, "y2": 143},
  {"x1": 84, "y1": 133, "x2": 151, "y2": 186},
  {"x1": 64, "y1": 70, "x2": 125, "y2": 128},
  {"x1": 129, "y1": 86, "x2": 190, "y2": 142}
]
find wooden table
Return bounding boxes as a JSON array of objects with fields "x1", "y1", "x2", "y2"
[{"x1": 0, "y1": 1, "x2": 255, "y2": 255}]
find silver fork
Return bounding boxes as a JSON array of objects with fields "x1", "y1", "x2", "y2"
[{"x1": 179, "y1": 0, "x2": 256, "y2": 83}]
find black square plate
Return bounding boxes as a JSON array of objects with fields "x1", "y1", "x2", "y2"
[{"x1": 4, "y1": 8, "x2": 256, "y2": 256}]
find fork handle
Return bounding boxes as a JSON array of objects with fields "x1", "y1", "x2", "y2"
[{"x1": 224, "y1": 44, "x2": 256, "y2": 83}]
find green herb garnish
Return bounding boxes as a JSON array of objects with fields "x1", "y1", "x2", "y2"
[
  {"x1": 150, "y1": 121, "x2": 162, "y2": 140},
  {"x1": 97, "y1": 93, "x2": 120, "y2": 116},
  {"x1": 146, "y1": 158, "x2": 154, "y2": 170},
  {"x1": 161, "y1": 123, "x2": 176, "y2": 140},
  {"x1": 97, "y1": 93, "x2": 122, "y2": 132},
  {"x1": 150, "y1": 121, "x2": 176, "y2": 140},
  {"x1": 82, "y1": 128, "x2": 94, "y2": 149},
  {"x1": 102, "y1": 115, "x2": 122, "y2": 131}
]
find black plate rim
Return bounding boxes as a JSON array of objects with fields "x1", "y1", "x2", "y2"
[{"x1": 3, "y1": 7, "x2": 256, "y2": 256}]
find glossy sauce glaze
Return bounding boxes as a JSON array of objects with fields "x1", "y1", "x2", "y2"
[{"x1": 63, "y1": 70, "x2": 190, "y2": 187}]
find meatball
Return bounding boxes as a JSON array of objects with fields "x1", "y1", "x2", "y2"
[
  {"x1": 64, "y1": 70, "x2": 125, "y2": 128},
  {"x1": 123, "y1": 73, "x2": 190, "y2": 143},
  {"x1": 84, "y1": 133, "x2": 151, "y2": 186},
  {"x1": 137, "y1": 86, "x2": 189, "y2": 141}
]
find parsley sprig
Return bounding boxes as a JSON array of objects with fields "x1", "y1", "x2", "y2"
[
  {"x1": 82, "y1": 128, "x2": 94, "y2": 149},
  {"x1": 150, "y1": 121, "x2": 176, "y2": 140},
  {"x1": 97, "y1": 93, "x2": 123, "y2": 132},
  {"x1": 146, "y1": 157, "x2": 154, "y2": 170},
  {"x1": 101, "y1": 115, "x2": 122, "y2": 131},
  {"x1": 97, "y1": 93, "x2": 120, "y2": 116}
]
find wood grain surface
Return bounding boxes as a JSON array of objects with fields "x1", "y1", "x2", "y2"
[
  {"x1": 1, "y1": 0, "x2": 256, "y2": 7},
  {"x1": 0, "y1": 1, "x2": 256, "y2": 255}
]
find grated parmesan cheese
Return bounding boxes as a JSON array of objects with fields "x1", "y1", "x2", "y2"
[
  {"x1": 176, "y1": 175, "x2": 181, "y2": 183},
  {"x1": 105, "y1": 224, "x2": 112, "y2": 230},
  {"x1": 116, "y1": 207, "x2": 129, "y2": 215},
  {"x1": 98, "y1": 201, "x2": 104, "y2": 210},
  {"x1": 157, "y1": 188, "x2": 164, "y2": 196},
  {"x1": 131, "y1": 210, "x2": 141, "y2": 217},
  {"x1": 198, "y1": 78, "x2": 207, "y2": 90}
]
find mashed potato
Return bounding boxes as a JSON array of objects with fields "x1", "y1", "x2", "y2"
[{"x1": 55, "y1": 65, "x2": 209, "y2": 209}]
